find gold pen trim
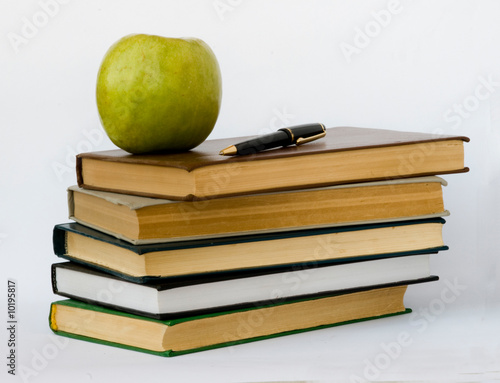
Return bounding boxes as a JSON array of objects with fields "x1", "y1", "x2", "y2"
[
  {"x1": 296, "y1": 131, "x2": 327, "y2": 145},
  {"x1": 282, "y1": 128, "x2": 295, "y2": 143},
  {"x1": 219, "y1": 145, "x2": 238, "y2": 156}
]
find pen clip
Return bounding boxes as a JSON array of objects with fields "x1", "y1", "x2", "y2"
[{"x1": 296, "y1": 131, "x2": 326, "y2": 146}]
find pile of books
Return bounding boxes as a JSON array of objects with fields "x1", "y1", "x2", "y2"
[{"x1": 49, "y1": 126, "x2": 469, "y2": 357}]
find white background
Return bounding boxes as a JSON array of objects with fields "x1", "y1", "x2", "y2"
[{"x1": 1, "y1": 0, "x2": 500, "y2": 382}]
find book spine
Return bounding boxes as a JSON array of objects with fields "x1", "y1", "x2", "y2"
[
  {"x1": 52, "y1": 226, "x2": 68, "y2": 256},
  {"x1": 50, "y1": 264, "x2": 59, "y2": 295},
  {"x1": 76, "y1": 155, "x2": 84, "y2": 187},
  {"x1": 67, "y1": 188, "x2": 75, "y2": 220}
]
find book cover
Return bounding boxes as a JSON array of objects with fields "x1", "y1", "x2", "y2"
[
  {"x1": 49, "y1": 281, "x2": 426, "y2": 356},
  {"x1": 53, "y1": 218, "x2": 448, "y2": 282},
  {"x1": 67, "y1": 176, "x2": 449, "y2": 244},
  {"x1": 76, "y1": 126, "x2": 469, "y2": 200},
  {"x1": 51, "y1": 259, "x2": 438, "y2": 319}
]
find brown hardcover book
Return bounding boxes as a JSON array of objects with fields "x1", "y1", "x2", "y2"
[{"x1": 76, "y1": 126, "x2": 469, "y2": 200}]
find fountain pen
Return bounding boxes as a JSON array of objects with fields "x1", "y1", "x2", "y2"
[{"x1": 219, "y1": 123, "x2": 326, "y2": 156}]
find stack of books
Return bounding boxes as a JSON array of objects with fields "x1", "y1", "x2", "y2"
[{"x1": 49, "y1": 126, "x2": 469, "y2": 357}]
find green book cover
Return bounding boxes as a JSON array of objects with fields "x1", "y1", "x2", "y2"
[{"x1": 48, "y1": 282, "x2": 419, "y2": 357}]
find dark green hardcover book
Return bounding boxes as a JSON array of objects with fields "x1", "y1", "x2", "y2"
[
  {"x1": 53, "y1": 218, "x2": 448, "y2": 282},
  {"x1": 49, "y1": 281, "x2": 423, "y2": 357}
]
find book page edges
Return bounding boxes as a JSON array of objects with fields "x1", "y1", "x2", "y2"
[
  {"x1": 67, "y1": 211, "x2": 450, "y2": 246},
  {"x1": 67, "y1": 176, "x2": 447, "y2": 212},
  {"x1": 167, "y1": 308, "x2": 412, "y2": 357},
  {"x1": 75, "y1": 128, "x2": 469, "y2": 172},
  {"x1": 49, "y1": 308, "x2": 411, "y2": 357},
  {"x1": 49, "y1": 296, "x2": 414, "y2": 356},
  {"x1": 50, "y1": 280, "x2": 413, "y2": 326}
]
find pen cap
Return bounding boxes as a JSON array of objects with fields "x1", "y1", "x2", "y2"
[{"x1": 279, "y1": 123, "x2": 326, "y2": 143}]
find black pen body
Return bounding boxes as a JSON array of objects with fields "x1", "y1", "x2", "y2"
[
  {"x1": 219, "y1": 123, "x2": 326, "y2": 156},
  {"x1": 235, "y1": 130, "x2": 292, "y2": 155},
  {"x1": 280, "y1": 123, "x2": 325, "y2": 141}
]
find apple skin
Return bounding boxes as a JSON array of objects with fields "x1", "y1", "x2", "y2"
[{"x1": 96, "y1": 34, "x2": 222, "y2": 154}]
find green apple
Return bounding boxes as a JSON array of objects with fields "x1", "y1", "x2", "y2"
[{"x1": 96, "y1": 34, "x2": 222, "y2": 154}]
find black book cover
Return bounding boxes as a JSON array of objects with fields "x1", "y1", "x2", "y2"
[{"x1": 52, "y1": 262, "x2": 439, "y2": 320}]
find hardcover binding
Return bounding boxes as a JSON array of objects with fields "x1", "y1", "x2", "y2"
[
  {"x1": 51, "y1": 262, "x2": 439, "y2": 320},
  {"x1": 77, "y1": 127, "x2": 470, "y2": 172},
  {"x1": 76, "y1": 127, "x2": 469, "y2": 200},
  {"x1": 52, "y1": 219, "x2": 449, "y2": 283},
  {"x1": 50, "y1": 277, "x2": 427, "y2": 356},
  {"x1": 67, "y1": 176, "x2": 451, "y2": 245},
  {"x1": 49, "y1": 302, "x2": 412, "y2": 357}
]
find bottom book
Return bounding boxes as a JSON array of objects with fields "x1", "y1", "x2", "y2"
[{"x1": 49, "y1": 282, "x2": 425, "y2": 357}]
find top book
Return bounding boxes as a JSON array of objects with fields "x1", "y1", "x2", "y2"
[{"x1": 77, "y1": 126, "x2": 469, "y2": 200}]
